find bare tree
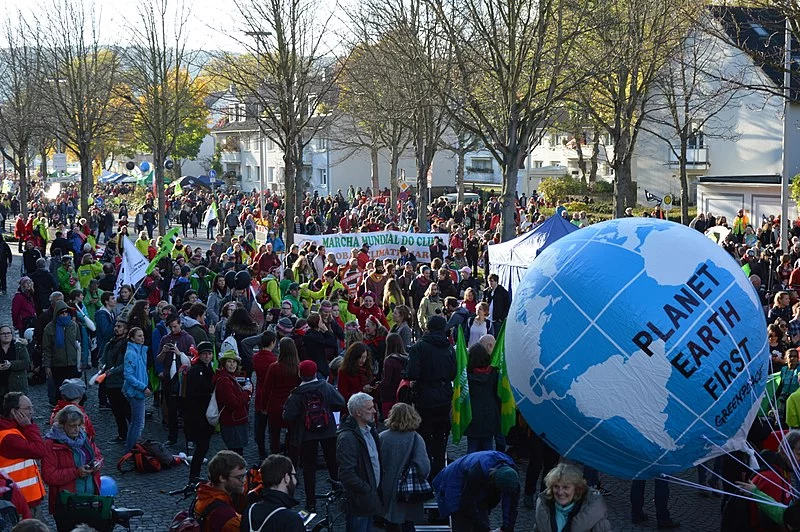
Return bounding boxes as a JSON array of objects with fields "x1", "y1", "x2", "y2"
[
  {"x1": 579, "y1": 0, "x2": 690, "y2": 218},
  {"x1": 439, "y1": 116, "x2": 482, "y2": 203},
  {"x1": 643, "y1": 22, "x2": 749, "y2": 224},
  {"x1": 120, "y1": 0, "x2": 202, "y2": 234},
  {"x1": 38, "y1": 0, "x2": 120, "y2": 218},
  {"x1": 351, "y1": 0, "x2": 451, "y2": 231},
  {"x1": 0, "y1": 14, "x2": 43, "y2": 216},
  {"x1": 425, "y1": 0, "x2": 596, "y2": 241},
  {"x1": 211, "y1": 0, "x2": 339, "y2": 246}
]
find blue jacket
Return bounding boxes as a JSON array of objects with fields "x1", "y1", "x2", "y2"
[
  {"x1": 432, "y1": 451, "x2": 519, "y2": 531},
  {"x1": 95, "y1": 307, "x2": 115, "y2": 357},
  {"x1": 122, "y1": 341, "x2": 149, "y2": 399}
]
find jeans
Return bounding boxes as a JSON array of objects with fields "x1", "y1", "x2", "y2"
[
  {"x1": 345, "y1": 514, "x2": 372, "y2": 532},
  {"x1": 630, "y1": 478, "x2": 671, "y2": 523},
  {"x1": 106, "y1": 388, "x2": 131, "y2": 439},
  {"x1": 467, "y1": 437, "x2": 494, "y2": 454},
  {"x1": 417, "y1": 405, "x2": 451, "y2": 480},
  {"x1": 125, "y1": 395, "x2": 146, "y2": 452}
]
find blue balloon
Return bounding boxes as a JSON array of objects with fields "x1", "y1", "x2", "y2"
[
  {"x1": 505, "y1": 218, "x2": 768, "y2": 479},
  {"x1": 99, "y1": 475, "x2": 118, "y2": 497},
  {"x1": 139, "y1": 161, "x2": 151, "y2": 173}
]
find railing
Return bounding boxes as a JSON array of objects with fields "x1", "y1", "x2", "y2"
[{"x1": 668, "y1": 147, "x2": 709, "y2": 168}]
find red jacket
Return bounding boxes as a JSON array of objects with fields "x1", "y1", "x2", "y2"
[
  {"x1": 41, "y1": 438, "x2": 101, "y2": 514},
  {"x1": 347, "y1": 299, "x2": 389, "y2": 331},
  {"x1": 252, "y1": 350, "x2": 276, "y2": 412},
  {"x1": 264, "y1": 363, "x2": 300, "y2": 419},
  {"x1": 337, "y1": 367, "x2": 371, "y2": 406},
  {"x1": 213, "y1": 371, "x2": 251, "y2": 427},
  {"x1": 11, "y1": 292, "x2": 36, "y2": 333},
  {"x1": 0, "y1": 419, "x2": 46, "y2": 461}
]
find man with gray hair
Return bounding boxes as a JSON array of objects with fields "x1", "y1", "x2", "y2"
[{"x1": 337, "y1": 392, "x2": 381, "y2": 531}]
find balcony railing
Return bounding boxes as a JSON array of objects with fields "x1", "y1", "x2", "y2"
[{"x1": 667, "y1": 147, "x2": 709, "y2": 169}]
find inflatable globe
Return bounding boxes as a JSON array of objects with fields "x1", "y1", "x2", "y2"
[{"x1": 506, "y1": 218, "x2": 768, "y2": 479}]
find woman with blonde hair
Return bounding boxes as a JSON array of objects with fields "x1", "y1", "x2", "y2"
[
  {"x1": 535, "y1": 463, "x2": 612, "y2": 532},
  {"x1": 383, "y1": 278, "x2": 404, "y2": 329},
  {"x1": 379, "y1": 403, "x2": 430, "y2": 532}
]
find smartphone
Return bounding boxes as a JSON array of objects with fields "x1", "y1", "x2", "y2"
[{"x1": 91, "y1": 458, "x2": 103, "y2": 469}]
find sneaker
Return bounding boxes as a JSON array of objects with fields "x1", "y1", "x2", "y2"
[
  {"x1": 98, "y1": 403, "x2": 111, "y2": 411},
  {"x1": 166, "y1": 440, "x2": 178, "y2": 446},
  {"x1": 109, "y1": 436, "x2": 125, "y2": 444},
  {"x1": 187, "y1": 441, "x2": 195, "y2": 450},
  {"x1": 656, "y1": 520, "x2": 681, "y2": 530}
]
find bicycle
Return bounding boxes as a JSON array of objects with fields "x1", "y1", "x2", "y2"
[
  {"x1": 109, "y1": 507, "x2": 145, "y2": 531},
  {"x1": 309, "y1": 479, "x2": 345, "y2": 532},
  {"x1": 54, "y1": 498, "x2": 143, "y2": 531}
]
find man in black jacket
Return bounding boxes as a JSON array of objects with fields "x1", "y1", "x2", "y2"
[
  {"x1": 283, "y1": 359, "x2": 345, "y2": 512},
  {"x1": 484, "y1": 273, "x2": 511, "y2": 337},
  {"x1": 406, "y1": 315, "x2": 456, "y2": 480},
  {"x1": 337, "y1": 392, "x2": 382, "y2": 531},
  {"x1": 30, "y1": 259, "x2": 57, "y2": 313},
  {"x1": 241, "y1": 454, "x2": 305, "y2": 532}
]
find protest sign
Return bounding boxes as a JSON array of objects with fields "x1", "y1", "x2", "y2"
[{"x1": 294, "y1": 231, "x2": 450, "y2": 263}]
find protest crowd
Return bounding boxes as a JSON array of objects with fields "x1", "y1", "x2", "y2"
[{"x1": 0, "y1": 178, "x2": 798, "y2": 532}]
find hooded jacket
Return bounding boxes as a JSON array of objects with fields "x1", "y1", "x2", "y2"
[
  {"x1": 42, "y1": 301, "x2": 79, "y2": 370},
  {"x1": 405, "y1": 331, "x2": 456, "y2": 408},
  {"x1": 534, "y1": 489, "x2": 612, "y2": 532},
  {"x1": 302, "y1": 328, "x2": 338, "y2": 378},
  {"x1": 193, "y1": 482, "x2": 240, "y2": 532},
  {"x1": 182, "y1": 316, "x2": 209, "y2": 346},
  {"x1": 213, "y1": 370, "x2": 251, "y2": 426},
  {"x1": 122, "y1": 341, "x2": 149, "y2": 399},
  {"x1": 336, "y1": 415, "x2": 382, "y2": 516},
  {"x1": 283, "y1": 378, "x2": 345, "y2": 446}
]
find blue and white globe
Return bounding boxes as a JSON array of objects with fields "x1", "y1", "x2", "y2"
[{"x1": 506, "y1": 218, "x2": 768, "y2": 479}]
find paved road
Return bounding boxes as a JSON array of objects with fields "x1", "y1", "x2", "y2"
[{"x1": 0, "y1": 234, "x2": 724, "y2": 531}]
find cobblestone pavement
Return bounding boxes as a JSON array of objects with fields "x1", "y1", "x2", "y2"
[{"x1": 2, "y1": 238, "x2": 724, "y2": 531}]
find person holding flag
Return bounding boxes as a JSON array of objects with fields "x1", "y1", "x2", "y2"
[
  {"x1": 451, "y1": 326, "x2": 472, "y2": 449},
  {"x1": 490, "y1": 323, "x2": 517, "y2": 442},
  {"x1": 204, "y1": 201, "x2": 218, "y2": 240},
  {"x1": 406, "y1": 314, "x2": 456, "y2": 480},
  {"x1": 464, "y1": 341, "x2": 501, "y2": 454}
]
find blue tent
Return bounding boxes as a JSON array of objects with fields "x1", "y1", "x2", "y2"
[{"x1": 488, "y1": 214, "x2": 579, "y2": 293}]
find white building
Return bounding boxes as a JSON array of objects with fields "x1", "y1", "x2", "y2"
[{"x1": 634, "y1": 7, "x2": 800, "y2": 222}]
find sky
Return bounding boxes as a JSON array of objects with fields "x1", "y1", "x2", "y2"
[{"x1": 4, "y1": 0, "x2": 346, "y2": 54}]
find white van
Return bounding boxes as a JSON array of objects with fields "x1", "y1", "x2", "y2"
[{"x1": 442, "y1": 192, "x2": 480, "y2": 203}]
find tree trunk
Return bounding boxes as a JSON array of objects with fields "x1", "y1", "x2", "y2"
[
  {"x1": 40, "y1": 146, "x2": 47, "y2": 180},
  {"x1": 456, "y1": 149, "x2": 465, "y2": 204},
  {"x1": 389, "y1": 146, "x2": 400, "y2": 209},
  {"x1": 370, "y1": 145, "x2": 380, "y2": 194},
  {"x1": 574, "y1": 128, "x2": 587, "y2": 184},
  {"x1": 414, "y1": 125, "x2": 429, "y2": 232},
  {"x1": 17, "y1": 153, "x2": 28, "y2": 218},
  {"x1": 589, "y1": 129, "x2": 600, "y2": 184},
  {"x1": 501, "y1": 155, "x2": 520, "y2": 242},
  {"x1": 174, "y1": 161, "x2": 183, "y2": 179},
  {"x1": 284, "y1": 152, "x2": 296, "y2": 246},
  {"x1": 80, "y1": 150, "x2": 91, "y2": 219},
  {"x1": 679, "y1": 141, "x2": 689, "y2": 225},
  {"x1": 612, "y1": 131, "x2": 633, "y2": 218}
]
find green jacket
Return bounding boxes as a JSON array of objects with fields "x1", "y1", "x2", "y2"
[
  {"x1": 83, "y1": 288, "x2": 103, "y2": 321},
  {"x1": 57, "y1": 265, "x2": 81, "y2": 294},
  {"x1": 260, "y1": 277, "x2": 281, "y2": 310},
  {"x1": 43, "y1": 301, "x2": 79, "y2": 369},
  {"x1": 284, "y1": 293, "x2": 304, "y2": 318},
  {"x1": 77, "y1": 262, "x2": 103, "y2": 289}
]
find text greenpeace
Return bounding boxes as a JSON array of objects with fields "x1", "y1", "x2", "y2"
[{"x1": 293, "y1": 231, "x2": 450, "y2": 263}]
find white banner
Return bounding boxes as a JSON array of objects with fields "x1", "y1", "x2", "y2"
[
  {"x1": 116, "y1": 236, "x2": 149, "y2": 295},
  {"x1": 294, "y1": 231, "x2": 451, "y2": 263}
]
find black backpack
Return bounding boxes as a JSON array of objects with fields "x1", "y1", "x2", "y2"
[{"x1": 303, "y1": 390, "x2": 331, "y2": 433}]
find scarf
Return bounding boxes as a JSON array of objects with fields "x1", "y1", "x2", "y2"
[
  {"x1": 54, "y1": 315, "x2": 73, "y2": 349},
  {"x1": 554, "y1": 501, "x2": 575, "y2": 532}
]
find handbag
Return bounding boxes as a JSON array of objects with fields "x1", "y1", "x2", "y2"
[
  {"x1": 397, "y1": 435, "x2": 433, "y2": 502},
  {"x1": 206, "y1": 386, "x2": 224, "y2": 425}
]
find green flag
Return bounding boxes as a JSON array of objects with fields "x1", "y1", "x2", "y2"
[
  {"x1": 173, "y1": 179, "x2": 183, "y2": 196},
  {"x1": 491, "y1": 322, "x2": 517, "y2": 436},
  {"x1": 742, "y1": 262, "x2": 751, "y2": 277},
  {"x1": 146, "y1": 227, "x2": 180, "y2": 274},
  {"x1": 451, "y1": 327, "x2": 472, "y2": 443}
]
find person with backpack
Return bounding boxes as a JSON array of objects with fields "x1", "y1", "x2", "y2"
[
  {"x1": 241, "y1": 454, "x2": 305, "y2": 532},
  {"x1": 214, "y1": 350, "x2": 252, "y2": 456},
  {"x1": 185, "y1": 342, "x2": 216, "y2": 482},
  {"x1": 194, "y1": 450, "x2": 246, "y2": 532},
  {"x1": 282, "y1": 360, "x2": 345, "y2": 513},
  {"x1": 264, "y1": 338, "x2": 301, "y2": 460}
]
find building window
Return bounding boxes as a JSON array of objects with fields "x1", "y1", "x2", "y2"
[
  {"x1": 246, "y1": 166, "x2": 252, "y2": 181},
  {"x1": 550, "y1": 161, "x2": 560, "y2": 167},
  {"x1": 318, "y1": 168, "x2": 327, "y2": 186},
  {"x1": 469, "y1": 158, "x2": 493, "y2": 172},
  {"x1": 268, "y1": 167, "x2": 274, "y2": 182},
  {"x1": 533, "y1": 160, "x2": 543, "y2": 168},
  {"x1": 688, "y1": 126, "x2": 704, "y2": 149},
  {"x1": 250, "y1": 137, "x2": 259, "y2": 151}
]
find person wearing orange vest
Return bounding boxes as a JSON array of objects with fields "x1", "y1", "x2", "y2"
[{"x1": 0, "y1": 392, "x2": 46, "y2": 517}]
